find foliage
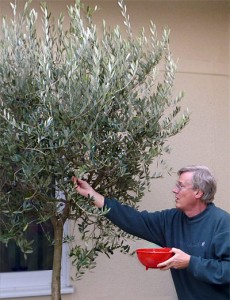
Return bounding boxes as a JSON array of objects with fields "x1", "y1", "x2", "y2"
[{"x1": 0, "y1": 0, "x2": 189, "y2": 283}]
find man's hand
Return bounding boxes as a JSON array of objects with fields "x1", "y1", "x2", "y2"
[
  {"x1": 157, "y1": 248, "x2": 191, "y2": 270},
  {"x1": 72, "y1": 177, "x2": 105, "y2": 208}
]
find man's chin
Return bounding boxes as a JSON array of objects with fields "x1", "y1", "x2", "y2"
[{"x1": 175, "y1": 202, "x2": 182, "y2": 210}]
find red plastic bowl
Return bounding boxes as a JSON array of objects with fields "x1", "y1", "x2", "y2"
[{"x1": 136, "y1": 248, "x2": 173, "y2": 270}]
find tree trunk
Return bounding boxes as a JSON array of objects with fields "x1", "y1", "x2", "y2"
[{"x1": 51, "y1": 217, "x2": 64, "y2": 300}]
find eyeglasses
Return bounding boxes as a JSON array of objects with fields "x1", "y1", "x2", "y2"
[{"x1": 174, "y1": 183, "x2": 194, "y2": 192}]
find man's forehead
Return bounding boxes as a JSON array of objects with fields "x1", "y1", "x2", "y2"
[{"x1": 178, "y1": 171, "x2": 194, "y2": 181}]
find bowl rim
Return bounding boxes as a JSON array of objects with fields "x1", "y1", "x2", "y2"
[{"x1": 136, "y1": 247, "x2": 172, "y2": 254}]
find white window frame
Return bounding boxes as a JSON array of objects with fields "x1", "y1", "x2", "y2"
[{"x1": 0, "y1": 222, "x2": 74, "y2": 298}]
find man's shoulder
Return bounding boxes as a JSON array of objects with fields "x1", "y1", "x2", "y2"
[
  {"x1": 160, "y1": 207, "x2": 182, "y2": 218},
  {"x1": 208, "y1": 204, "x2": 230, "y2": 227},
  {"x1": 209, "y1": 203, "x2": 229, "y2": 217}
]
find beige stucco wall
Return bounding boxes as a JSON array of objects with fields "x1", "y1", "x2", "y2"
[{"x1": 0, "y1": 0, "x2": 229, "y2": 299}]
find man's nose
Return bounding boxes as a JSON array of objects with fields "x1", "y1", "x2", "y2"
[{"x1": 172, "y1": 186, "x2": 179, "y2": 194}]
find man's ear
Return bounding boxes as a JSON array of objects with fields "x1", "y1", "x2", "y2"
[{"x1": 195, "y1": 190, "x2": 203, "y2": 199}]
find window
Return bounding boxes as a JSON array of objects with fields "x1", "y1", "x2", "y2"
[
  {"x1": 0, "y1": 222, "x2": 54, "y2": 273},
  {"x1": 0, "y1": 222, "x2": 73, "y2": 298}
]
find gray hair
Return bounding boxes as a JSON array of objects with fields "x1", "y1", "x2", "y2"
[{"x1": 177, "y1": 165, "x2": 217, "y2": 203}]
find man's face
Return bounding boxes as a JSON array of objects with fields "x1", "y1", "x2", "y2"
[{"x1": 172, "y1": 172, "x2": 198, "y2": 214}]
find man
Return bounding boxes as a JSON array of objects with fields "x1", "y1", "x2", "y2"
[{"x1": 73, "y1": 165, "x2": 230, "y2": 300}]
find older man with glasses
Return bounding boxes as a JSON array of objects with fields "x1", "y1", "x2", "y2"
[{"x1": 73, "y1": 165, "x2": 230, "y2": 300}]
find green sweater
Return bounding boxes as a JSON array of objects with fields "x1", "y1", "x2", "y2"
[{"x1": 104, "y1": 199, "x2": 230, "y2": 300}]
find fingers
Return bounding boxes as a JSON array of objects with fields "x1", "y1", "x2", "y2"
[
  {"x1": 158, "y1": 265, "x2": 170, "y2": 271},
  {"x1": 71, "y1": 177, "x2": 85, "y2": 188},
  {"x1": 71, "y1": 177, "x2": 84, "y2": 194},
  {"x1": 157, "y1": 248, "x2": 190, "y2": 270},
  {"x1": 157, "y1": 248, "x2": 177, "y2": 269},
  {"x1": 171, "y1": 247, "x2": 178, "y2": 254},
  {"x1": 157, "y1": 248, "x2": 178, "y2": 269},
  {"x1": 71, "y1": 176, "x2": 77, "y2": 185},
  {"x1": 157, "y1": 257, "x2": 173, "y2": 270}
]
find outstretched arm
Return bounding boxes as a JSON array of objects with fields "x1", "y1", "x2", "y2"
[{"x1": 72, "y1": 177, "x2": 105, "y2": 208}]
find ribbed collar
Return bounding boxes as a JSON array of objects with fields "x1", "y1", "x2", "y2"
[{"x1": 185, "y1": 203, "x2": 215, "y2": 223}]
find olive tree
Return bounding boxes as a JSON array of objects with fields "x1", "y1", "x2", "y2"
[{"x1": 0, "y1": 1, "x2": 189, "y2": 299}]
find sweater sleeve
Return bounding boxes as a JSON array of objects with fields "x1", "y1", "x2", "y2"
[
  {"x1": 188, "y1": 230, "x2": 230, "y2": 285},
  {"x1": 104, "y1": 197, "x2": 167, "y2": 246}
]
